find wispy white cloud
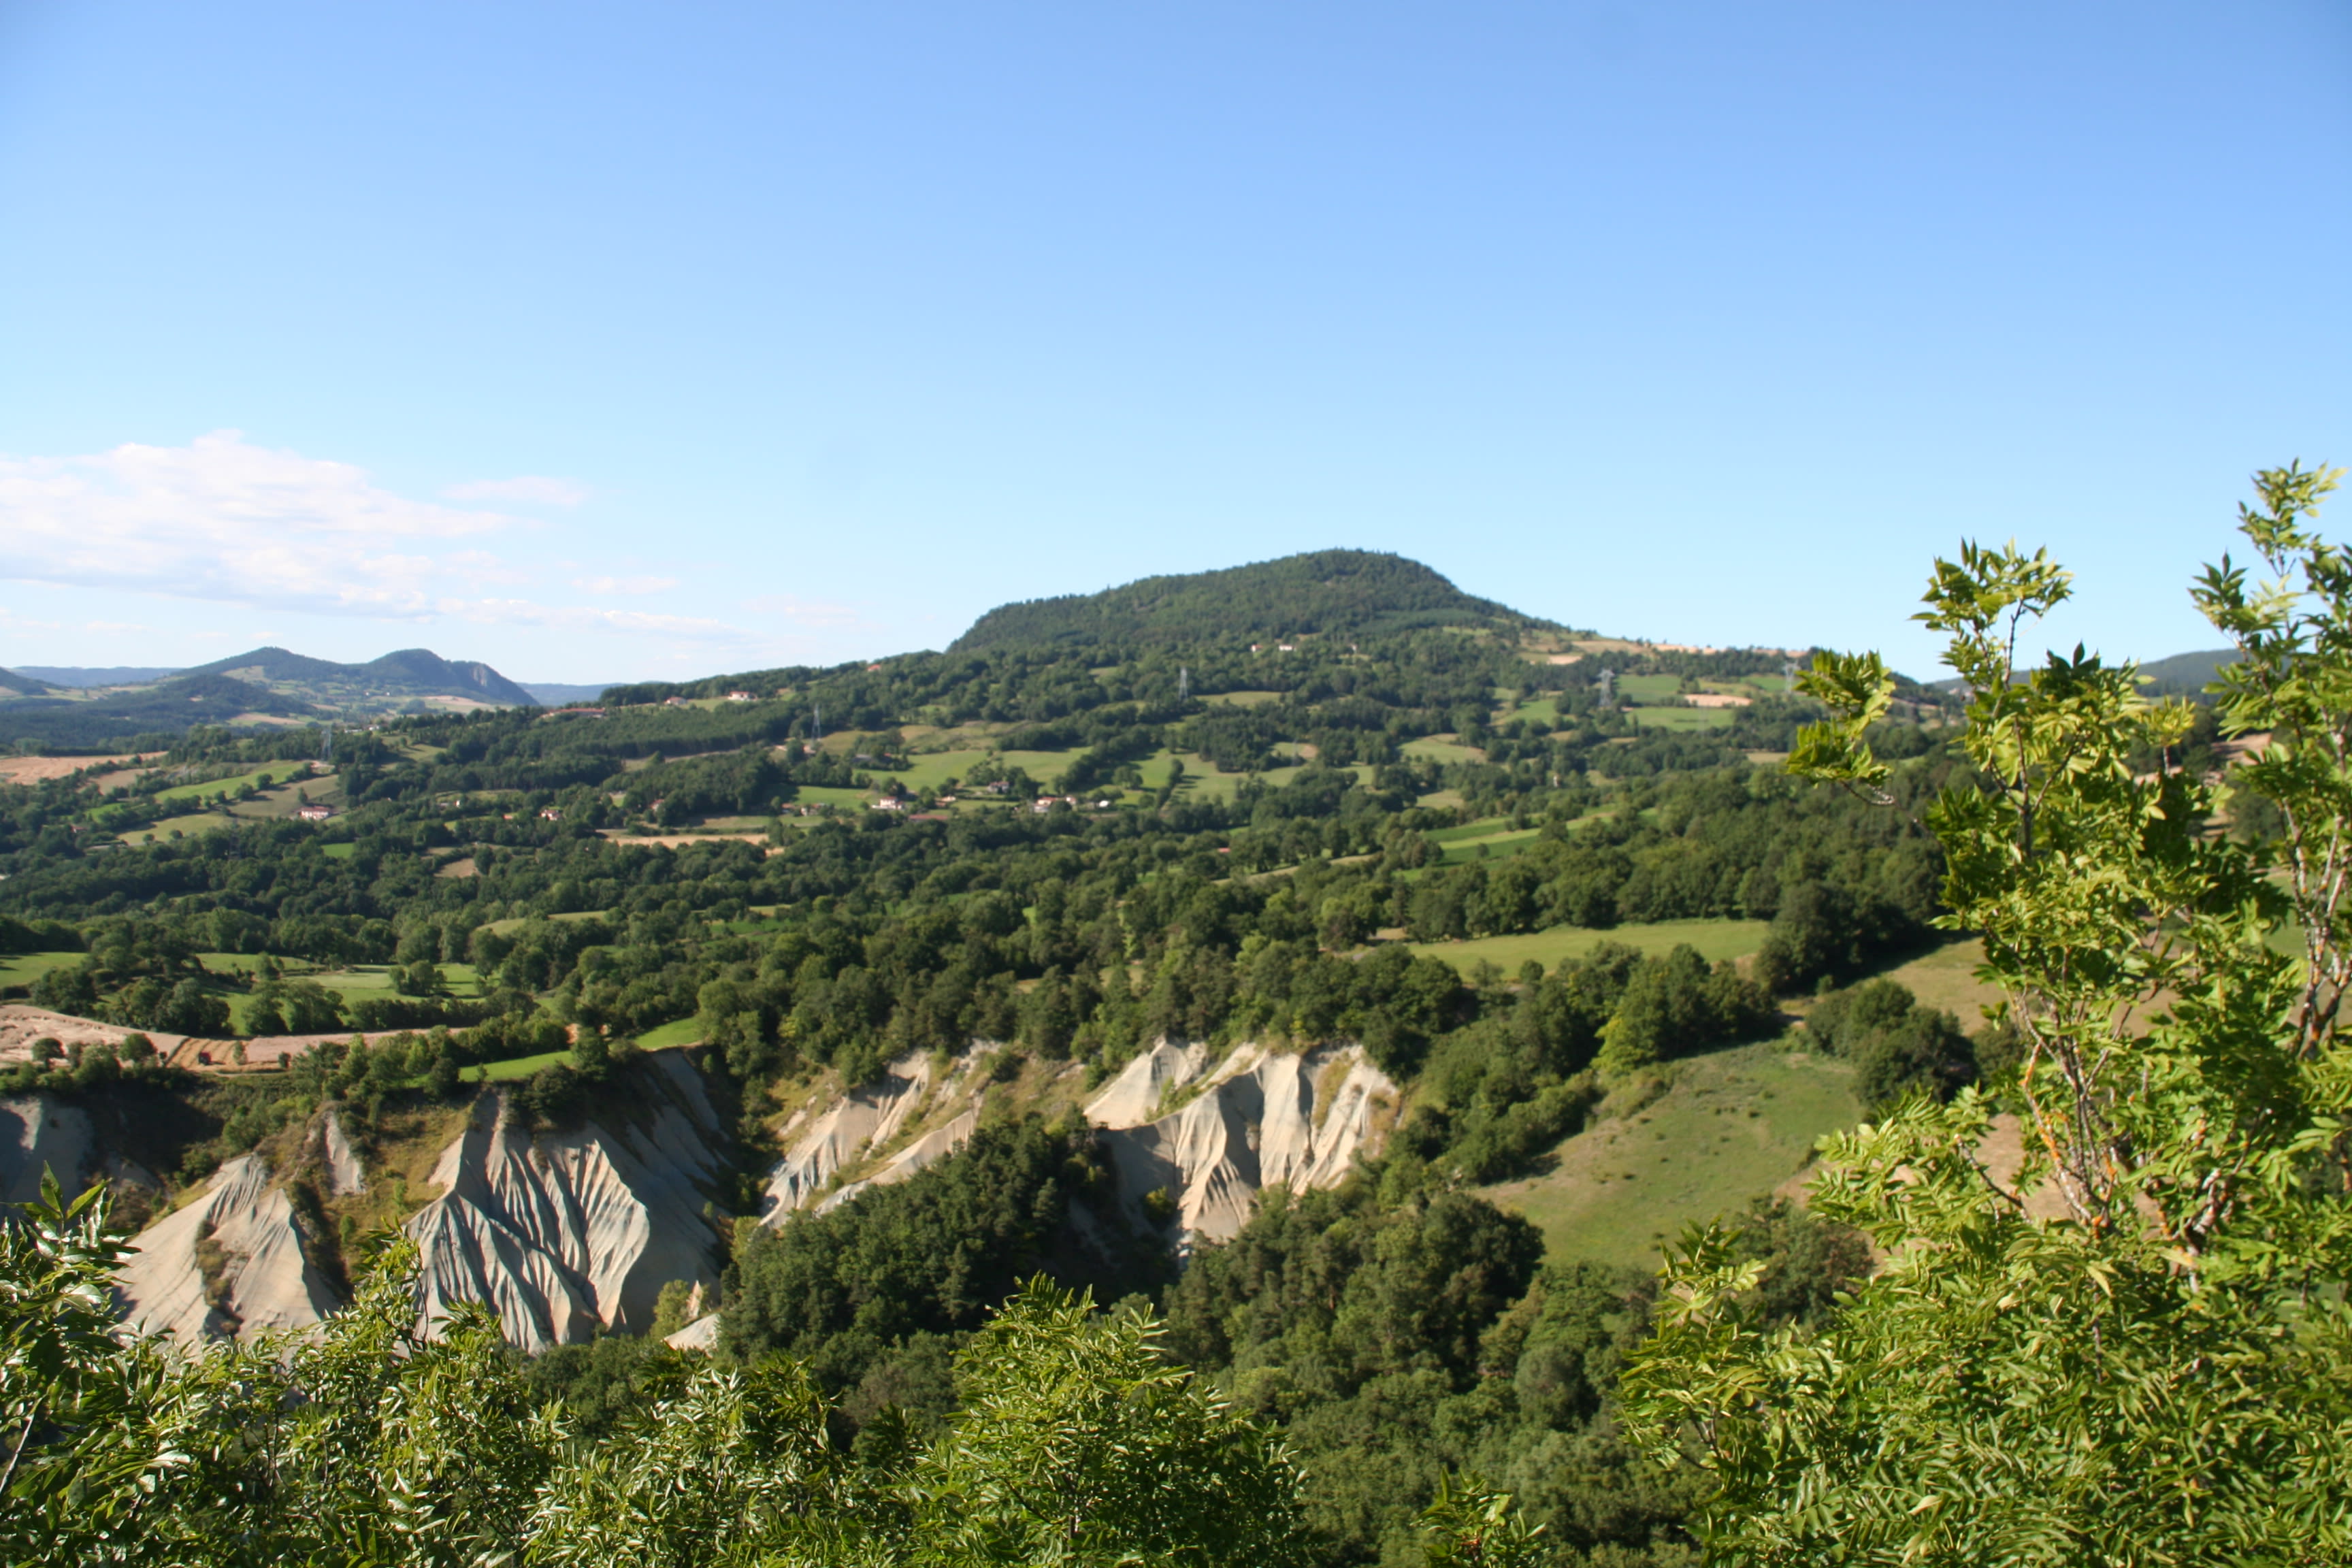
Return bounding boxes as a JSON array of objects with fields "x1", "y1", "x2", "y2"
[
  {"x1": 0, "y1": 431, "x2": 511, "y2": 617},
  {"x1": 442, "y1": 475, "x2": 591, "y2": 506},
  {"x1": 0, "y1": 432, "x2": 744, "y2": 645},
  {"x1": 572, "y1": 574, "x2": 679, "y2": 595}
]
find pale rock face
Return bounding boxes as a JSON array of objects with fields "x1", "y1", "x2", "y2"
[
  {"x1": 0, "y1": 1093, "x2": 157, "y2": 1209},
  {"x1": 320, "y1": 1110, "x2": 368, "y2": 1196},
  {"x1": 665, "y1": 1311, "x2": 722, "y2": 1351},
  {"x1": 404, "y1": 1051, "x2": 728, "y2": 1352},
  {"x1": 760, "y1": 1039, "x2": 1396, "y2": 1247},
  {"x1": 0, "y1": 1094, "x2": 97, "y2": 1205},
  {"x1": 114, "y1": 1154, "x2": 342, "y2": 1343},
  {"x1": 1093, "y1": 1042, "x2": 1397, "y2": 1245},
  {"x1": 760, "y1": 1049, "x2": 992, "y2": 1222},
  {"x1": 1082, "y1": 1041, "x2": 1213, "y2": 1130}
]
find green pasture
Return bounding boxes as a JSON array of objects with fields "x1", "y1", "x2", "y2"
[
  {"x1": 1199, "y1": 690, "x2": 1281, "y2": 707},
  {"x1": 1435, "y1": 828, "x2": 1542, "y2": 865},
  {"x1": 1510, "y1": 697, "x2": 1564, "y2": 728},
  {"x1": 0, "y1": 950, "x2": 83, "y2": 990},
  {"x1": 1866, "y1": 938, "x2": 2002, "y2": 1024},
  {"x1": 473, "y1": 1049, "x2": 574, "y2": 1082},
  {"x1": 1409, "y1": 918, "x2": 1772, "y2": 975},
  {"x1": 1480, "y1": 1038, "x2": 1861, "y2": 1270},
  {"x1": 1615, "y1": 674, "x2": 1683, "y2": 703},
  {"x1": 1402, "y1": 737, "x2": 1485, "y2": 765},
  {"x1": 790, "y1": 786, "x2": 870, "y2": 810},
  {"x1": 634, "y1": 1017, "x2": 702, "y2": 1049},
  {"x1": 148, "y1": 766, "x2": 295, "y2": 807},
  {"x1": 1621, "y1": 706, "x2": 1736, "y2": 732}
]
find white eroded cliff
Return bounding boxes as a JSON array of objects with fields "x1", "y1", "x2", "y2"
[
  {"x1": 753, "y1": 1039, "x2": 1396, "y2": 1246},
  {"x1": 404, "y1": 1050, "x2": 728, "y2": 1352},
  {"x1": 114, "y1": 1153, "x2": 342, "y2": 1343},
  {"x1": 759, "y1": 1047, "x2": 992, "y2": 1222},
  {"x1": 1088, "y1": 1041, "x2": 1396, "y2": 1243}
]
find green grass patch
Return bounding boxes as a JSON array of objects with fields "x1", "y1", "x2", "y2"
[
  {"x1": 1199, "y1": 690, "x2": 1282, "y2": 706},
  {"x1": 1864, "y1": 938, "x2": 2002, "y2": 1024},
  {"x1": 1621, "y1": 706, "x2": 1736, "y2": 732},
  {"x1": 1434, "y1": 828, "x2": 1543, "y2": 866},
  {"x1": 1409, "y1": 918, "x2": 1771, "y2": 974},
  {"x1": 0, "y1": 950, "x2": 83, "y2": 990},
  {"x1": 1479, "y1": 1039, "x2": 1861, "y2": 1270},
  {"x1": 789, "y1": 785, "x2": 870, "y2": 810},
  {"x1": 148, "y1": 767, "x2": 293, "y2": 807},
  {"x1": 474, "y1": 1049, "x2": 574, "y2": 1081},
  {"x1": 1615, "y1": 674, "x2": 1683, "y2": 702},
  {"x1": 1403, "y1": 737, "x2": 1485, "y2": 765},
  {"x1": 634, "y1": 1017, "x2": 703, "y2": 1049}
]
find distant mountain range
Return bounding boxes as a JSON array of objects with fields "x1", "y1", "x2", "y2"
[
  {"x1": 11, "y1": 666, "x2": 182, "y2": 687},
  {"x1": 0, "y1": 647, "x2": 629, "y2": 747}
]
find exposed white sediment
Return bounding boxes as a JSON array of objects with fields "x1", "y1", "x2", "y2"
[
  {"x1": 1089, "y1": 1042, "x2": 1396, "y2": 1244},
  {"x1": 402, "y1": 1050, "x2": 728, "y2": 1352},
  {"x1": 757, "y1": 1052, "x2": 941, "y2": 1221},
  {"x1": 0, "y1": 1093, "x2": 97, "y2": 1205},
  {"x1": 760, "y1": 1038, "x2": 1396, "y2": 1246},
  {"x1": 319, "y1": 1110, "x2": 368, "y2": 1196},
  {"x1": 114, "y1": 1153, "x2": 342, "y2": 1343}
]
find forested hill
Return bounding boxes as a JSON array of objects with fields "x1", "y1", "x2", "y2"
[
  {"x1": 182, "y1": 647, "x2": 540, "y2": 708},
  {"x1": 949, "y1": 549, "x2": 1547, "y2": 651},
  {"x1": 0, "y1": 666, "x2": 54, "y2": 696}
]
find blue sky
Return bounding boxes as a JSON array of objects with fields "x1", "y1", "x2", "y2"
[{"x1": 1, "y1": 1, "x2": 2346, "y2": 684}]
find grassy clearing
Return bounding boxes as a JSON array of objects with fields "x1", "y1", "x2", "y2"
[
  {"x1": 1622, "y1": 706, "x2": 1737, "y2": 732},
  {"x1": 1409, "y1": 918, "x2": 1772, "y2": 974},
  {"x1": 791, "y1": 785, "x2": 870, "y2": 810},
  {"x1": 1480, "y1": 1038, "x2": 1861, "y2": 1270},
  {"x1": 1432, "y1": 828, "x2": 1544, "y2": 866},
  {"x1": 148, "y1": 767, "x2": 297, "y2": 807},
  {"x1": 474, "y1": 1049, "x2": 574, "y2": 1081},
  {"x1": 635, "y1": 1017, "x2": 702, "y2": 1049},
  {"x1": 1868, "y1": 938, "x2": 2002, "y2": 1024},
  {"x1": 1199, "y1": 689, "x2": 1282, "y2": 706},
  {"x1": 1403, "y1": 737, "x2": 1486, "y2": 765},
  {"x1": 0, "y1": 950, "x2": 83, "y2": 989}
]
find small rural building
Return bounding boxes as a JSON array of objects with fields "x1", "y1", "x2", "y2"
[
  {"x1": 724, "y1": 691, "x2": 753, "y2": 702},
  {"x1": 663, "y1": 696, "x2": 688, "y2": 707},
  {"x1": 296, "y1": 803, "x2": 335, "y2": 821},
  {"x1": 539, "y1": 807, "x2": 561, "y2": 820}
]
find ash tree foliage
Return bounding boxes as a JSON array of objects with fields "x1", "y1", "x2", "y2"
[
  {"x1": 1625, "y1": 464, "x2": 2352, "y2": 1563},
  {"x1": 0, "y1": 1175, "x2": 1317, "y2": 1568}
]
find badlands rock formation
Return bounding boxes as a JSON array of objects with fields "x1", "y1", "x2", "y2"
[
  {"x1": 404, "y1": 1050, "x2": 728, "y2": 1352},
  {"x1": 758, "y1": 1047, "x2": 989, "y2": 1222},
  {"x1": 115, "y1": 1152, "x2": 342, "y2": 1343},
  {"x1": 755, "y1": 1040, "x2": 1396, "y2": 1247},
  {"x1": 1088, "y1": 1041, "x2": 1396, "y2": 1243},
  {"x1": 1, "y1": 1091, "x2": 161, "y2": 1208}
]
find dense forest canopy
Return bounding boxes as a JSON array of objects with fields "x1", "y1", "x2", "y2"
[{"x1": 949, "y1": 549, "x2": 1547, "y2": 651}]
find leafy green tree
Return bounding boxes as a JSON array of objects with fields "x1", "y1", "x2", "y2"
[{"x1": 1624, "y1": 464, "x2": 2352, "y2": 1563}]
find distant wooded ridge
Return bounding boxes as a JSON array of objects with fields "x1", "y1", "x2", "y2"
[{"x1": 949, "y1": 548, "x2": 1552, "y2": 651}]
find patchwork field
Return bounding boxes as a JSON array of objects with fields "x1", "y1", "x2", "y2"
[
  {"x1": 1480, "y1": 1038, "x2": 1862, "y2": 1270},
  {"x1": 1409, "y1": 917, "x2": 1772, "y2": 973}
]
